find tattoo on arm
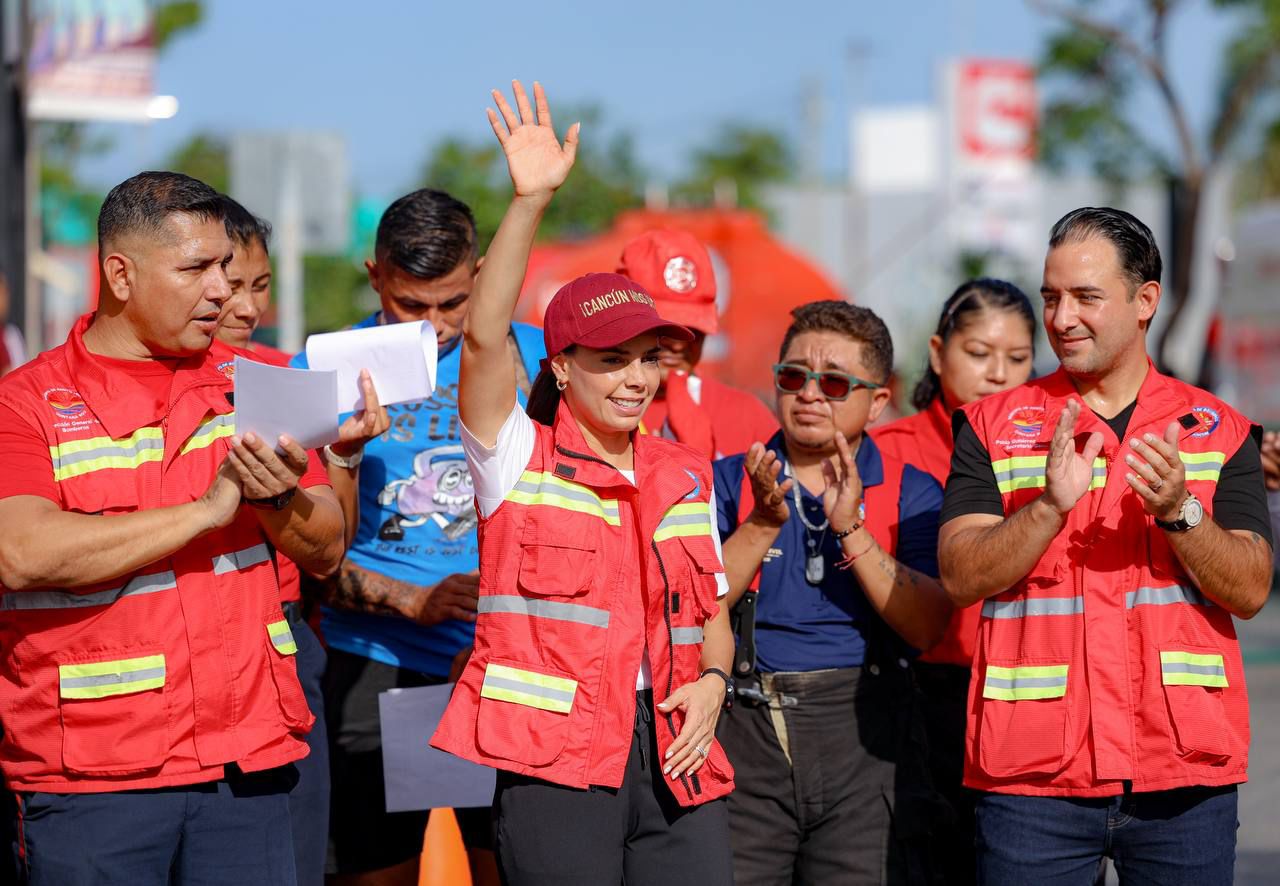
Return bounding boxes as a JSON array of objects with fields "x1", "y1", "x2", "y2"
[{"x1": 321, "y1": 560, "x2": 421, "y2": 619}]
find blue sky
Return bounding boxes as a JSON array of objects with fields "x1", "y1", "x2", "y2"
[{"x1": 80, "y1": 0, "x2": 1238, "y2": 201}]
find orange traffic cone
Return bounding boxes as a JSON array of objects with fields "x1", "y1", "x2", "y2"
[{"x1": 420, "y1": 808, "x2": 471, "y2": 886}]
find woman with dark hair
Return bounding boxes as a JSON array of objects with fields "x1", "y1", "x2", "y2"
[
  {"x1": 872, "y1": 277, "x2": 1034, "y2": 884},
  {"x1": 431, "y1": 81, "x2": 735, "y2": 886}
]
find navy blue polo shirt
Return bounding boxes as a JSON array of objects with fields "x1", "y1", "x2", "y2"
[{"x1": 713, "y1": 431, "x2": 942, "y2": 672}]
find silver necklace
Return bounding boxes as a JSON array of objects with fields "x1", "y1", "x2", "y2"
[{"x1": 786, "y1": 462, "x2": 828, "y2": 585}]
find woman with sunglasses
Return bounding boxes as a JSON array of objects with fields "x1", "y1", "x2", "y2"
[
  {"x1": 713, "y1": 301, "x2": 952, "y2": 884},
  {"x1": 431, "y1": 82, "x2": 735, "y2": 886},
  {"x1": 871, "y1": 278, "x2": 1035, "y2": 886}
]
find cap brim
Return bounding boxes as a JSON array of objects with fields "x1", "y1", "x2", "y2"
[
  {"x1": 649, "y1": 298, "x2": 719, "y2": 336},
  {"x1": 573, "y1": 314, "x2": 694, "y2": 351}
]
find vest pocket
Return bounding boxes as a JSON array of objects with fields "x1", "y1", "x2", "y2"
[
  {"x1": 676, "y1": 535, "x2": 723, "y2": 618},
  {"x1": 475, "y1": 659, "x2": 575, "y2": 766},
  {"x1": 517, "y1": 538, "x2": 597, "y2": 597},
  {"x1": 58, "y1": 650, "x2": 169, "y2": 775},
  {"x1": 1159, "y1": 647, "x2": 1231, "y2": 762},
  {"x1": 265, "y1": 618, "x2": 313, "y2": 731},
  {"x1": 977, "y1": 660, "x2": 1070, "y2": 778}
]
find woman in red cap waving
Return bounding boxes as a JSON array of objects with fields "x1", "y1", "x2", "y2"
[{"x1": 432, "y1": 81, "x2": 735, "y2": 886}]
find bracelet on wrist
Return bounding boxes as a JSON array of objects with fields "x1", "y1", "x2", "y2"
[
  {"x1": 324, "y1": 443, "x2": 363, "y2": 469},
  {"x1": 836, "y1": 537, "x2": 876, "y2": 570},
  {"x1": 831, "y1": 520, "x2": 863, "y2": 541}
]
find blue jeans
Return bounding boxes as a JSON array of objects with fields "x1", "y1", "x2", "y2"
[{"x1": 975, "y1": 785, "x2": 1238, "y2": 886}]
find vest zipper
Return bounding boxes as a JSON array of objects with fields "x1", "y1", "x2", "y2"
[{"x1": 652, "y1": 538, "x2": 694, "y2": 803}]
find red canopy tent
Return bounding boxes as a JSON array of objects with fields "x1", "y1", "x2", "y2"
[{"x1": 517, "y1": 208, "x2": 846, "y2": 398}]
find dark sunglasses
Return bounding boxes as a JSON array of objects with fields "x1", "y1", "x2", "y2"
[{"x1": 772, "y1": 363, "x2": 882, "y2": 401}]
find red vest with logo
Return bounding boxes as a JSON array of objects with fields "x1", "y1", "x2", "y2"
[
  {"x1": 963, "y1": 366, "x2": 1253, "y2": 796},
  {"x1": 432, "y1": 401, "x2": 734, "y2": 806},
  {"x1": 874, "y1": 398, "x2": 982, "y2": 666},
  {"x1": 0, "y1": 317, "x2": 313, "y2": 793}
]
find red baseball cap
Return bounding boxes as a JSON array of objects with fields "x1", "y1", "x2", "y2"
[
  {"x1": 617, "y1": 229, "x2": 718, "y2": 335},
  {"x1": 542, "y1": 272, "x2": 693, "y2": 357}
]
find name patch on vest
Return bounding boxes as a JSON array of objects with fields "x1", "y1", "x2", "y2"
[{"x1": 554, "y1": 463, "x2": 577, "y2": 479}]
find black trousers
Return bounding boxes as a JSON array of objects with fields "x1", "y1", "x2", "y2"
[
  {"x1": 718, "y1": 664, "x2": 943, "y2": 886},
  {"x1": 915, "y1": 662, "x2": 978, "y2": 886},
  {"x1": 493, "y1": 690, "x2": 733, "y2": 886}
]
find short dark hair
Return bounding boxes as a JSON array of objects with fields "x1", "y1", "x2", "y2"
[
  {"x1": 779, "y1": 301, "x2": 893, "y2": 384},
  {"x1": 375, "y1": 188, "x2": 477, "y2": 280},
  {"x1": 219, "y1": 195, "x2": 272, "y2": 255},
  {"x1": 98, "y1": 171, "x2": 224, "y2": 253},
  {"x1": 911, "y1": 278, "x2": 1036, "y2": 410},
  {"x1": 1048, "y1": 207, "x2": 1162, "y2": 294}
]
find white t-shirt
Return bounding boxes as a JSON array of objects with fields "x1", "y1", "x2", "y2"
[{"x1": 460, "y1": 405, "x2": 729, "y2": 691}]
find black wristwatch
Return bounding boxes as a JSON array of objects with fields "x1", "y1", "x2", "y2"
[
  {"x1": 246, "y1": 487, "x2": 297, "y2": 511},
  {"x1": 1155, "y1": 493, "x2": 1204, "y2": 532},
  {"x1": 701, "y1": 667, "x2": 735, "y2": 701}
]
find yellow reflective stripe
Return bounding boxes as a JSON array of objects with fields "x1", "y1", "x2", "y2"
[
  {"x1": 267, "y1": 619, "x2": 297, "y2": 655},
  {"x1": 1180, "y1": 450, "x2": 1225, "y2": 483},
  {"x1": 180, "y1": 412, "x2": 236, "y2": 454},
  {"x1": 505, "y1": 471, "x2": 621, "y2": 526},
  {"x1": 49, "y1": 426, "x2": 165, "y2": 481},
  {"x1": 59, "y1": 654, "x2": 166, "y2": 699},
  {"x1": 993, "y1": 457, "x2": 1106, "y2": 494},
  {"x1": 1160, "y1": 650, "x2": 1228, "y2": 687},
  {"x1": 480, "y1": 662, "x2": 577, "y2": 714},
  {"x1": 982, "y1": 664, "x2": 1069, "y2": 700},
  {"x1": 654, "y1": 500, "x2": 714, "y2": 542}
]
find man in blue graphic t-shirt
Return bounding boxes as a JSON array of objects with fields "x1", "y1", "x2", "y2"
[{"x1": 292, "y1": 189, "x2": 543, "y2": 886}]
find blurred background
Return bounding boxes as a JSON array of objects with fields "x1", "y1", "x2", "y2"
[{"x1": 0, "y1": 1, "x2": 1277, "y2": 878}]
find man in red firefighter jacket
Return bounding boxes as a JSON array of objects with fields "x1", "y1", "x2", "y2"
[
  {"x1": 939, "y1": 207, "x2": 1273, "y2": 886},
  {"x1": 0, "y1": 172, "x2": 345, "y2": 886}
]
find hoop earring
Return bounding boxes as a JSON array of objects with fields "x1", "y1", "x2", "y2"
[{"x1": 556, "y1": 379, "x2": 568, "y2": 392}]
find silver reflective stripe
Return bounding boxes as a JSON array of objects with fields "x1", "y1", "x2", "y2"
[
  {"x1": 1125, "y1": 584, "x2": 1209, "y2": 609},
  {"x1": 1161, "y1": 662, "x2": 1225, "y2": 677},
  {"x1": 511, "y1": 479, "x2": 619, "y2": 515},
  {"x1": 211, "y1": 543, "x2": 272, "y2": 575},
  {"x1": 671, "y1": 626, "x2": 704, "y2": 645},
  {"x1": 478, "y1": 595, "x2": 611, "y2": 628},
  {"x1": 270, "y1": 626, "x2": 296, "y2": 652},
  {"x1": 50, "y1": 437, "x2": 165, "y2": 471},
  {"x1": 1, "y1": 570, "x2": 178, "y2": 611},
  {"x1": 60, "y1": 665, "x2": 166, "y2": 692},
  {"x1": 991, "y1": 465, "x2": 1045, "y2": 484},
  {"x1": 481, "y1": 674, "x2": 576, "y2": 704},
  {"x1": 983, "y1": 674, "x2": 1068, "y2": 690},
  {"x1": 656, "y1": 513, "x2": 711, "y2": 530},
  {"x1": 981, "y1": 596, "x2": 1084, "y2": 619}
]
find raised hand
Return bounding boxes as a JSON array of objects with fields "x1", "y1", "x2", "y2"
[
  {"x1": 1125, "y1": 420, "x2": 1189, "y2": 522},
  {"x1": 745, "y1": 442, "x2": 793, "y2": 527},
  {"x1": 488, "y1": 80, "x2": 579, "y2": 199},
  {"x1": 333, "y1": 369, "x2": 391, "y2": 457},
  {"x1": 1042, "y1": 400, "x2": 1105, "y2": 515},
  {"x1": 821, "y1": 431, "x2": 864, "y2": 534}
]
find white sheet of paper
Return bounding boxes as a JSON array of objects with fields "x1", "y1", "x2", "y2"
[
  {"x1": 379, "y1": 684, "x2": 497, "y2": 812},
  {"x1": 232, "y1": 357, "x2": 340, "y2": 450},
  {"x1": 304, "y1": 320, "x2": 438, "y2": 413}
]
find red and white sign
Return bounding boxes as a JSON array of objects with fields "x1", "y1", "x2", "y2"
[{"x1": 954, "y1": 60, "x2": 1037, "y2": 163}]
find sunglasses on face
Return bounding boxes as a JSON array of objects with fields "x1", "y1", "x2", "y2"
[{"x1": 772, "y1": 363, "x2": 882, "y2": 401}]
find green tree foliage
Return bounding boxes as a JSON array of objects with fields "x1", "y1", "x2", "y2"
[
  {"x1": 152, "y1": 1, "x2": 204, "y2": 50},
  {"x1": 1030, "y1": 0, "x2": 1280, "y2": 369},
  {"x1": 419, "y1": 106, "x2": 643, "y2": 250},
  {"x1": 673, "y1": 124, "x2": 793, "y2": 211},
  {"x1": 164, "y1": 132, "x2": 229, "y2": 193}
]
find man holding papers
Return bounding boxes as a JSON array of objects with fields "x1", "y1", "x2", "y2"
[
  {"x1": 291, "y1": 188, "x2": 543, "y2": 886},
  {"x1": 0, "y1": 171, "x2": 344, "y2": 885}
]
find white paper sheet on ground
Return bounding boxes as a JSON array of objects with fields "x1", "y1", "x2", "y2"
[
  {"x1": 379, "y1": 684, "x2": 497, "y2": 812},
  {"x1": 304, "y1": 320, "x2": 438, "y2": 413},
  {"x1": 233, "y1": 357, "x2": 340, "y2": 450}
]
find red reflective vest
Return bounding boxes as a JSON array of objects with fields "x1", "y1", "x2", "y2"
[
  {"x1": 0, "y1": 316, "x2": 313, "y2": 793},
  {"x1": 874, "y1": 398, "x2": 982, "y2": 666},
  {"x1": 432, "y1": 400, "x2": 734, "y2": 806},
  {"x1": 962, "y1": 365, "x2": 1253, "y2": 796}
]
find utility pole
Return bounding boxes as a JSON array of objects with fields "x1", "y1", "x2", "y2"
[{"x1": 0, "y1": 0, "x2": 27, "y2": 332}]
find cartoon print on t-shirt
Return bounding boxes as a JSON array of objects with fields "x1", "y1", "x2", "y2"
[{"x1": 377, "y1": 443, "x2": 478, "y2": 540}]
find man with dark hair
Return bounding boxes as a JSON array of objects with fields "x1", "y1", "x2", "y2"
[
  {"x1": 713, "y1": 300, "x2": 951, "y2": 883},
  {"x1": 940, "y1": 207, "x2": 1272, "y2": 884},
  {"x1": 290, "y1": 188, "x2": 543, "y2": 886},
  {"x1": 0, "y1": 171, "x2": 346, "y2": 885}
]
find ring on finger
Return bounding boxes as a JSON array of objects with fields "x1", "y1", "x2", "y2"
[
  {"x1": 695, "y1": 745, "x2": 708, "y2": 758},
  {"x1": 1150, "y1": 477, "x2": 1163, "y2": 491}
]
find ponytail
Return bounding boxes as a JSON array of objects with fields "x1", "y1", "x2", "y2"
[
  {"x1": 526, "y1": 367, "x2": 562, "y2": 426},
  {"x1": 910, "y1": 278, "x2": 1036, "y2": 412}
]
